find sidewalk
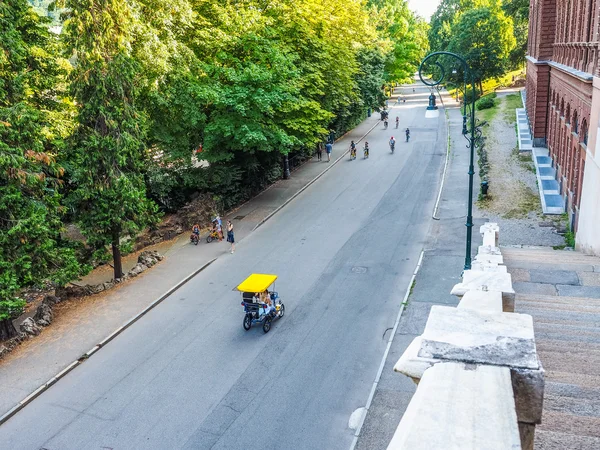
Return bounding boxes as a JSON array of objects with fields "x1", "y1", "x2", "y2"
[
  {"x1": 355, "y1": 84, "x2": 600, "y2": 449},
  {"x1": 0, "y1": 111, "x2": 381, "y2": 419},
  {"x1": 355, "y1": 84, "x2": 485, "y2": 449}
]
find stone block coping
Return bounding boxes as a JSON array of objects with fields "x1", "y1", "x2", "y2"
[
  {"x1": 387, "y1": 362, "x2": 521, "y2": 450},
  {"x1": 457, "y1": 290, "x2": 503, "y2": 313},
  {"x1": 418, "y1": 306, "x2": 538, "y2": 370},
  {"x1": 471, "y1": 261, "x2": 508, "y2": 273}
]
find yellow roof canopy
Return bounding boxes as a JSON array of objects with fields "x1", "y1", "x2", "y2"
[{"x1": 236, "y1": 274, "x2": 278, "y2": 293}]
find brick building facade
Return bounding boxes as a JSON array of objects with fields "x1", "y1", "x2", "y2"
[{"x1": 526, "y1": 0, "x2": 600, "y2": 255}]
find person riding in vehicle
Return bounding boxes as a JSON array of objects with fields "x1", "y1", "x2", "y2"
[
  {"x1": 395, "y1": 116, "x2": 399, "y2": 128},
  {"x1": 364, "y1": 141, "x2": 370, "y2": 158},
  {"x1": 389, "y1": 136, "x2": 396, "y2": 151},
  {"x1": 192, "y1": 224, "x2": 200, "y2": 236},
  {"x1": 350, "y1": 140, "x2": 357, "y2": 159},
  {"x1": 405, "y1": 128, "x2": 410, "y2": 142},
  {"x1": 212, "y1": 216, "x2": 223, "y2": 240}
]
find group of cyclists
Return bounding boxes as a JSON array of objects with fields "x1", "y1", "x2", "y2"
[{"x1": 348, "y1": 110, "x2": 410, "y2": 160}]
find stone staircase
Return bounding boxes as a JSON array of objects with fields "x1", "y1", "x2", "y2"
[
  {"x1": 504, "y1": 247, "x2": 600, "y2": 449},
  {"x1": 516, "y1": 105, "x2": 564, "y2": 215}
]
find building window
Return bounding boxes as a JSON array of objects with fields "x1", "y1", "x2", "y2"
[
  {"x1": 565, "y1": 104, "x2": 571, "y2": 124},
  {"x1": 582, "y1": 119, "x2": 588, "y2": 145},
  {"x1": 573, "y1": 111, "x2": 578, "y2": 134}
]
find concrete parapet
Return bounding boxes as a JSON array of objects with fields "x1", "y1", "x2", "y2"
[
  {"x1": 474, "y1": 253, "x2": 504, "y2": 264},
  {"x1": 418, "y1": 306, "x2": 538, "y2": 369},
  {"x1": 389, "y1": 224, "x2": 543, "y2": 450},
  {"x1": 457, "y1": 290, "x2": 503, "y2": 312},
  {"x1": 480, "y1": 223, "x2": 500, "y2": 247},
  {"x1": 387, "y1": 362, "x2": 521, "y2": 450},
  {"x1": 479, "y1": 245, "x2": 502, "y2": 255},
  {"x1": 451, "y1": 270, "x2": 515, "y2": 312},
  {"x1": 471, "y1": 261, "x2": 508, "y2": 273}
]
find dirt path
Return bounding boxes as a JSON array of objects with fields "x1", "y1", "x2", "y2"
[{"x1": 474, "y1": 90, "x2": 565, "y2": 247}]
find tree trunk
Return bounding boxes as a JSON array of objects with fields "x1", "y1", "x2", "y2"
[
  {"x1": 0, "y1": 318, "x2": 18, "y2": 341},
  {"x1": 112, "y1": 229, "x2": 123, "y2": 280},
  {"x1": 479, "y1": 80, "x2": 484, "y2": 97}
]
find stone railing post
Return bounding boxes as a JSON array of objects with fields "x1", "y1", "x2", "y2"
[{"x1": 388, "y1": 223, "x2": 544, "y2": 450}]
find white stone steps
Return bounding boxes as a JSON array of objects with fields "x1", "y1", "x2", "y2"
[
  {"x1": 535, "y1": 428, "x2": 600, "y2": 450},
  {"x1": 517, "y1": 293, "x2": 600, "y2": 307},
  {"x1": 502, "y1": 248, "x2": 600, "y2": 266}
]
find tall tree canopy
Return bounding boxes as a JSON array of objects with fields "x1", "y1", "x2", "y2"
[
  {"x1": 1, "y1": 0, "x2": 430, "y2": 341},
  {"x1": 428, "y1": 0, "x2": 520, "y2": 90},
  {"x1": 448, "y1": 6, "x2": 516, "y2": 91},
  {"x1": 60, "y1": 0, "x2": 159, "y2": 280},
  {"x1": 0, "y1": 0, "x2": 82, "y2": 339}
]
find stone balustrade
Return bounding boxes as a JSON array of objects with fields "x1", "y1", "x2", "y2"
[{"x1": 388, "y1": 223, "x2": 544, "y2": 450}]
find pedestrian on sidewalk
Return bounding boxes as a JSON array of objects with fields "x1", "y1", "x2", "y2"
[
  {"x1": 325, "y1": 142, "x2": 333, "y2": 162},
  {"x1": 328, "y1": 129, "x2": 336, "y2": 144},
  {"x1": 227, "y1": 220, "x2": 235, "y2": 253},
  {"x1": 316, "y1": 142, "x2": 323, "y2": 161}
]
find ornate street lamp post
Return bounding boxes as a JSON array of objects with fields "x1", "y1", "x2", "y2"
[{"x1": 418, "y1": 51, "x2": 477, "y2": 271}]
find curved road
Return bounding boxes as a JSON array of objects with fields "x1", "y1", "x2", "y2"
[{"x1": 0, "y1": 84, "x2": 445, "y2": 450}]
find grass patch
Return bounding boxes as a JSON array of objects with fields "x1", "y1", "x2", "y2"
[
  {"x1": 504, "y1": 92, "x2": 523, "y2": 109},
  {"x1": 478, "y1": 103, "x2": 499, "y2": 122},
  {"x1": 477, "y1": 194, "x2": 493, "y2": 207},
  {"x1": 502, "y1": 93, "x2": 523, "y2": 123},
  {"x1": 503, "y1": 182, "x2": 541, "y2": 219},
  {"x1": 563, "y1": 214, "x2": 576, "y2": 248},
  {"x1": 481, "y1": 69, "x2": 526, "y2": 94},
  {"x1": 565, "y1": 229, "x2": 575, "y2": 248},
  {"x1": 512, "y1": 147, "x2": 536, "y2": 174}
]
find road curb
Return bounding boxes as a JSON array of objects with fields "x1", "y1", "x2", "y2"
[
  {"x1": 0, "y1": 118, "x2": 380, "y2": 426},
  {"x1": 349, "y1": 250, "x2": 426, "y2": 450},
  {"x1": 433, "y1": 107, "x2": 451, "y2": 220},
  {"x1": 253, "y1": 120, "x2": 380, "y2": 232},
  {"x1": 0, "y1": 258, "x2": 217, "y2": 426}
]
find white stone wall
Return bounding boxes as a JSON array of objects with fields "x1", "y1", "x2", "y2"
[
  {"x1": 576, "y1": 77, "x2": 600, "y2": 257},
  {"x1": 388, "y1": 223, "x2": 544, "y2": 450}
]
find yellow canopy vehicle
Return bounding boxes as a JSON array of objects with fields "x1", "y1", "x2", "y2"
[{"x1": 236, "y1": 274, "x2": 284, "y2": 333}]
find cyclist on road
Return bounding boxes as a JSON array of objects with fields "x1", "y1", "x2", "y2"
[
  {"x1": 350, "y1": 140, "x2": 357, "y2": 160},
  {"x1": 395, "y1": 116, "x2": 399, "y2": 128},
  {"x1": 363, "y1": 142, "x2": 370, "y2": 159},
  {"x1": 405, "y1": 128, "x2": 410, "y2": 142},
  {"x1": 384, "y1": 118, "x2": 388, "y2": 129},
  {"x1": 389, "y1": 136, "x2": 396, "y2": 153}
]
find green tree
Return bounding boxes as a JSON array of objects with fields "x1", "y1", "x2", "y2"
[
  {"x1": 61, "y1": 0, "x2": 159, "y2": 280},
  {"x1": 0, "y1": 0, "x2": 81, "y2": 340},
  {"x1": 368, "y1": 0, "x2": 429, "y2": 83},
  {"x1": 448, "y1": 6, "x2": 516, "y2": 92},
  {"x1": 503, "y1": 0, "x2": 529, "y2": 68}
]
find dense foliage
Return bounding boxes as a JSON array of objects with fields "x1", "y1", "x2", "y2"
[
  {"x1": 428, "y1": 0, "x2": 522, "y2": 93},
  {"x1": 0, "y1": 0, "x2": 427, "y2": 338},
  {"x1": 0, "y1": 0, "x2": 83, "y2": 339}
]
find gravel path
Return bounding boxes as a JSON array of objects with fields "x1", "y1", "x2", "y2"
[{"x1": 474, "y1": 91, "x2": 565, "y2": 247}]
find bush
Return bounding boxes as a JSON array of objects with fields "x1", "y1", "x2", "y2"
[{"x1": 476, "y1": 96, "x2": 496, "y2": 110}]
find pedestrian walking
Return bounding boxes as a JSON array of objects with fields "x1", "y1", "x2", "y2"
[
  {"x1": 316, "y1": 142, "x2": 323, "y2": 161},
  {"x1": 227, "y1": 220, "x2": 235, "y2": 253},
  {"x1": 328, "y1": 129, "x2": 336, "y2": 144},
  {"x1": 325, "y1": 142, "x2": 333, "y2": 162}
]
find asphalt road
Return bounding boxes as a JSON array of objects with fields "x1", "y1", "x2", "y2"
[{"x1": 0, "y1": 85, "x2": 445, "y2": 450}]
